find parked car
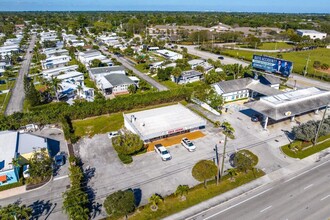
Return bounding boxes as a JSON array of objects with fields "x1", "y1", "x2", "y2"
[
  {"x1": 55, "y1": 154, "x2": 65, "y2": 166},
  {"x1": 251, "y1": 114, "x2": 262, "y2": 122},
  {"x1": 218, "y1": 56, "x2": 224, "y2": 60},
  {"x1": 108, "y1": 131, "x2": 119, "y2": 139},
  {"x1": 154, "y1": 144, "x2": 172, "y2": 161},
  {"x1": 181, "y1": 137, "x2": 196, "y2": 152},
  {"x1": 23, "y1": 165, "x2": 30, "y2": 178}
]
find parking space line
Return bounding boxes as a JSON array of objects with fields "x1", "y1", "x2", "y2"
[
  {"x1": 320, "y1": 194, "x2": 330, "y2": 201},
  {"x1": 260, "y1": 205, "x2": 272, "y2": 213},
  {"x1": 303, "y1": 184, "x2": 313, "y2": 190},
  {"x1": 53, "y1": 175, "x2": 68, "y2": 181}
]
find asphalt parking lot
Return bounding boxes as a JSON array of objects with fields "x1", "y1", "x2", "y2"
[{"x1": 74, "y1": 123, "x2": 225, "y2": 219}]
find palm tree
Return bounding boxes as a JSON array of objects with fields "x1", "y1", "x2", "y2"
[
  {"x1": 0, "y1": 204, "x2": 32, "y2": 220},
  {"x1": 76, "y1": 85, "x2": 83, "y2": 99},
  {"x1": 219, "y1": 122, "x2": 235, "y2": 184},
  {"x1": 171, "y1": 67, "x2": 182, "y2": 84},
  {"x1": 50, "y1": 76, "x2": 62, "y2": 101},
  {"x1": 149, "y1": 194, "x2": 163, "y2": 211},
  {"x1": 175, "y1": 185, "x2": 189, "y2": 201}
]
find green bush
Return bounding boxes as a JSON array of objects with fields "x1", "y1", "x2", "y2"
[
  {"x1": 118, "y1": 154, "x2": 133, "y2": 164},
  {"x1": 0, "y1": 179, "x2": 23, "y2": 192}
]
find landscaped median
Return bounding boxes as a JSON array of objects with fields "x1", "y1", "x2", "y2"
[
  {"x1": 124, "y1": 170, "x2": 264, "y2": 220},
  {"x1": 281, "y1": 137, "x2": 330, "y2": 159}
]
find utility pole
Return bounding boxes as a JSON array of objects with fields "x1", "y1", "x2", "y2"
[
  {"x1": 220, "y1": 135, "x2": 228, "y2": 182},
  {"x1": 214, "y1": 144, "x2": 220, "y2": 185},
  {"x1": 314, "y1": 104, "x2": 329, "y2": 145},
  {"x1": 304, "y1": 53, "x2": 311, "y2": 77}
]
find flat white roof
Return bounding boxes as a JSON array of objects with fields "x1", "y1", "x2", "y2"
[
  {"x1": 18, "y1": 133, "x2": 48, "y2": 154},
  {"x1": 157, "y1": 49, "x2": 181, "y2": 58},
  {"x1": 124, "y1": 104, "x2": 206, "y2": 138},
  {"x1": 0, "y1": 131, "x2": 18, "y2": 171},
  {"x1": 297, "y1": 29, "x2": 326, "y2": 34},
  {"x1": 57, "y1": 71, "x2": 84, "y2": 80},
  {"x1": 261, "y1": 87, "x2": 328, "y2": 106}
]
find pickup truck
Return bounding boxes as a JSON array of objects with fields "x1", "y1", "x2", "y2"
[
  {"x1": 181, "y1": 137, "x2": 196, "y2": 152},
  {"x1": 154, "y1": 144, "x2": 172, "y2": 161}
]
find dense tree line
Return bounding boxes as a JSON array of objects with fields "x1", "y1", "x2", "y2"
[{"x1": 0, "y1": 88, "x2": 192, "y2": 131}]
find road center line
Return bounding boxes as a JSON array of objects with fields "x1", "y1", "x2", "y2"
[
  {"x1": 203, "y1": 187, "x2": 273, "y2": 220},
  {"x1": 320, "y1": 194, "x2": 330, "y2": 201},
  {"x1": 303, "y1": 184, "x2": 313, "y2": 190},
  {"x1": 260, "y1": 205, "x2": 272, "y2": 213}
]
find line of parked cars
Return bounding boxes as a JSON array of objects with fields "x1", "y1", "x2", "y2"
[{"x1": 154, "y1": 137, "x2": 196, "y2": 161}]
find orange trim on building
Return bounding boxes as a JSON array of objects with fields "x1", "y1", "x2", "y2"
[{"x1": 0, "y1": 175, "x2": 7, "y2": 182}]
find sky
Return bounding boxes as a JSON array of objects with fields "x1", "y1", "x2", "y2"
[{"x1": 0, "y1": 0, "x2": 329, "y2": 13}]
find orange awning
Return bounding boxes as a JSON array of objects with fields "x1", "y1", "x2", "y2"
[{"x1": 0, "y1": 175, "x2": 7, "y2": 182}]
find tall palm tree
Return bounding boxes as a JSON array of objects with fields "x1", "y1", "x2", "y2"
[
  {"x1": 0, "y1": 204, "x2": 32, "y2": 220},
  {"x1": 149, "y1": 194, "x2": 163, "y2": 211},
  {"x1": 175, "y1": 185, "x2": 189, "y2": 201},
  {"x1": 50, "y1": 76, "x2": 62, "y2": 101},
  {"x1": 219, "y1": 121, "x2": 235, "y2": 184},
  {"x1": 76, "y1": 85, "x2": 83, "y2": 99}
]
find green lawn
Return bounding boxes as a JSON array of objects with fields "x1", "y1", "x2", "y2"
[
  {"x1": 72, "y1": 102, "x2": 188, "y2": 137},
  {"x1": 281, "y1": 138, "x2": 330, "y2": 159},
  {"x1": 222, "y1": 48, "x2": 330, "y2": 78},
  {"x1": 126, "y1": 169, "x2": 264, "y2": 220},
  {"x1": 259, "y1": 42, "x2": 294, "y2": 50},
  {"x1": 135, "y1": 63, "x2": 150, "y2": 73},
  {"x1": 0, "y1": 92, "x2": 11, "y2": 115},
  {"x1": 73, "y1": 113, "x2": 124, "y2": 137}
]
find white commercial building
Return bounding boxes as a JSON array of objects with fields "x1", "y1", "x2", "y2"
[
  {"x1": 124, "y1": 104, "x2": 207, "y2": 142},
  {"x1": 296, "y1": 30, "x2": 327, "y2": 40},
  {"x1": 156, "y1": 49, "x2": 183, "y2": 61}
]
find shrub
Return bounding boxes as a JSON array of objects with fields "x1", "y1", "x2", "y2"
[{"x1": 118, "y1": 153, "x2": 133, "y2": 164}]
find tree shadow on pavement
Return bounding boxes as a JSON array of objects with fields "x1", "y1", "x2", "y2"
[{"x1": 28, "y1": 200, "x2": 54, "y2": 220}]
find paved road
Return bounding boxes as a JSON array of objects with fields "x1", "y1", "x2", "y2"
[
  {"x1": 189, "y1": 159, "x2": 330, "y2": 220},
  {"x1": 288, "y1": 73, "x2": 330, "y2": 91},
  {"x1": 5, "y1": 34, "x2": 36, "y2": 116},
  {"x1": 178, "y1": 45, "x2": 250, "y2": 67}
]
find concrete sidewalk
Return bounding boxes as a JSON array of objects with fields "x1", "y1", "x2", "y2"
[
  {"x1": 164, "y1": 148, "x2": 330, "y2": 220},
  {"x1": 0, "y1": 186, "x2": 26, "y2": 199}
]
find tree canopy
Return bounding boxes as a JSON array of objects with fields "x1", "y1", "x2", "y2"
[
  {"x1": 192, "y1": 160, "x2": 217, "y2": 188},
  {"x1": 103, "y1": 190, "x2": 135, "y2": 218}
]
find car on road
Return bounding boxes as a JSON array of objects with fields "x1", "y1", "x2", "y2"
[
  {"x1": 108, "y1": 131, "x2": 120, "y2": 139},
  {"x1": 218, "y1": 56, "x2": 224, "y2": 60},
  {"x1": 154, "y1": 144, "x2": 172, "y2": 161},
  {"x1": 181, "y1": 137, "x2": 196, "y2": 152},
  {"x1": 23, "y1": 164, "x2": 30, "y2": 178},
  {"x1": 55, "y1": 154, "x2": 65, "y2": 166}
]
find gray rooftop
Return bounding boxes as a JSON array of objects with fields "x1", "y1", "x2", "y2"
[
  {"x1": 213, "y1": 78, "x2": 253, "y2": 93},
  {"x1": 181, "y1": 70, "x2": 203, "y2": 78},
  {"x1": 89, "y1": 66, "x2": 125, "y2": 75},
  {"x1": 247, "y1": 82, "x2": 284, "y2": 96},
  {"x1": 104, "y1": 74, "x2": 134, "y2": 87},
  {"x1": 246, "y1": 87, "x2": 330, "y2": 120},
  {"x1": 18, "y1": 133, "x2": 48, "y2": 154},
  {"x1": 259, "y1": 75, "x2": 282, "y2": 85}
]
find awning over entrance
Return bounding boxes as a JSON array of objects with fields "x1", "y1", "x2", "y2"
[{"x1": 0, "y1": 175, "x2": 7, "y2": 182}]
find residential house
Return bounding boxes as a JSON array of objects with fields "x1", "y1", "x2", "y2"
[
  {"x1": 77, "y1": 50, "x2": 112, "y2": 67},
  {"x1": 99, "y1": 74, "x2": 136, "y2": 95},
  {"x1": 0, "y1": 131, "x2": 57, "y2": 186},
  {"x1": 44, "y1": 48, "x2": 69, "y2": 58},
  {"x1": 188, "y1": 59, "x2": 214, "y2": 73},
  {"x1": 156, "y1": 49, "x2": 183, "y2": 61},
  {"x1": 42, "y1": 65, "x2": 78, "y2": 79},
  {"x1": 41, "y1": 55, "x2": 71, "y2": 70},
  {"x1": 40, "y1": 31, "x2": 58, "y2": 43},
  {"x1": 0, "y1": 45, "x2": 20, "y2": 57},
  {"x1": 172, "y1": 70, "x2": 203, "y2": 84},
  {"x1": 89, "y1": 66, "x2": 126, "y2": 80}
]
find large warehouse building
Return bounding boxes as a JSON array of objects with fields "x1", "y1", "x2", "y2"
[
  {"x1": 246, "y1": 87, "x2": 330, "y2": 129},
  {"x1": 124, "y1": 104, "x2": 207, "y2": 142}
]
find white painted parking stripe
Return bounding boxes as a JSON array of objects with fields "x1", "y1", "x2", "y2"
[
  {"x1": 320, "y1": 194, "x2": 330, "y2": 201},
  {"x1": 303, "y1": 184, "x2": 313, "y2": 190},
  {"x1": 53, "y1": 175, "x2": 68, "y2": 181},
  {"x1": 260, "y1": 205, "x2": 272, "y2": 213}
]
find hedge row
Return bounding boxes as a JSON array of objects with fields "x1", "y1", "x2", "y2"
[{"x1": 0, "y1": 88, "x2": 192, "y2": 131}]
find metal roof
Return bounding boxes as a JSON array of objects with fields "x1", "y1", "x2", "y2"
[
  {"x1": 245, "y1": 87, "x2": 330, "y2": 120},
  {"x1": 89, "y1": 66, "x2": 125, "y2": 75},
  {"x1": 104, "y1": 74, "x2": 135, "y2": 87}
]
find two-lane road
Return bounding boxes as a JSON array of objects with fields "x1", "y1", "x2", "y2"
[
  {"x1": 5, "y1": 34, "x2": 36, "y2": 115},
  {"x1": 189, "y1": 159, "x2": 330, "y2": 220}
]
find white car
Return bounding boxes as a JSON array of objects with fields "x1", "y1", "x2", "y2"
[
  {"x1": 23, "y1": 164, "x2": 30, "y2": 178},
  {"x1": 181, "y1": 138, "x2": 196, "y2": 152},
  {"x1": 108, "y1": 131, "x2": 119, "y2": 139},
  {"x1": 154, "y1": 144, "x2": 172, "y2": 161}
]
